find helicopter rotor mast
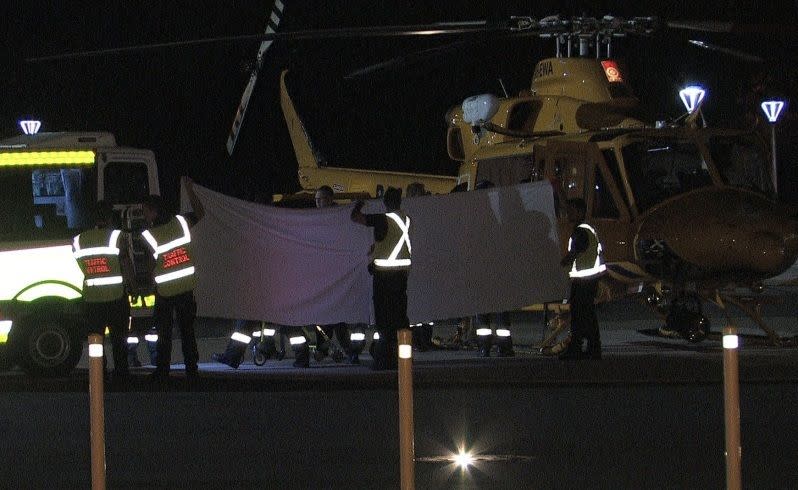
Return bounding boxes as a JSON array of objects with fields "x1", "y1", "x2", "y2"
[{"x1": 535, "y1": 15, "x2": 657, "y2": 60}]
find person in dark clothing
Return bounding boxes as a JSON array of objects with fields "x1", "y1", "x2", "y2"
[
  {"x1": 351, "y1": 187, "x2": 411, "y2": 371},
  {"x1": 141, "y1": 177, "x2": 205, "y2": 378},
  {"x1": 73, "y1": 200, "x2": 133, "y2": 380},
  {"x1": 312, "y1": 185, "x2": 363, "y2": 363},
  {"x1": 559, "y1": 198, "x2": 606, "y2": 360},
  {"x1": 472, "y1": 180, "x2": 515, "y2": 357}
]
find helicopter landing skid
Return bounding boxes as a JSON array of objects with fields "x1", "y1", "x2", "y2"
[{"x1": 711, "y1": 292, "x2": 783, "y2": 346}]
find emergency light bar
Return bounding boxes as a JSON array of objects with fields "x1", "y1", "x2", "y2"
[{"x1": 0, "y1": 150, "x2": 95, "y2": 166}]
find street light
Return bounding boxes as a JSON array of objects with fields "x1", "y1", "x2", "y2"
[
  {"x1": 760, "y1": 99, "x2": 786, "y2": 195},
  {"x1": 679, "y1": 85, "x2": 706, "y2": 114},
  {"x1": 18, "y1": 119, "x2": 41, "y2": 135}
]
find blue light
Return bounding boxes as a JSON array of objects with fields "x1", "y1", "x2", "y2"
[
  {"x1": 760, "y1": 100, "x2": 786, "y2": 124},
  {"x1": 679, "y1": 86, "x2": 706, "y2": 114},
  {"x1": 19, "y1": 120, "x2": 42, "y2": 135}
]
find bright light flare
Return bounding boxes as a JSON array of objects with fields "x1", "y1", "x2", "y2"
[
  {"x1": 723, "y1": 334, "x2": 739, "y2": 349},
  {"x1": 453, "y1": 450, "x2": 474, "y2": 469}
]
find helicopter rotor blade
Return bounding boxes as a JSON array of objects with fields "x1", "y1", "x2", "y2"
[
  {"x1": 344, "y1": 37, "x2": 492, "y2": 79},
  {"x1": 665, "y1": 20, "x2": 735, "y2": 33},
  {"x1": 688, "y1": 40, "x2": 764, "y2": 63},
  {"x1": 26, "y1": 20, "x2": 510, "y2": 63},
  {"x1": 226, "y1": 0, "x2": 285, "y2": 156}
]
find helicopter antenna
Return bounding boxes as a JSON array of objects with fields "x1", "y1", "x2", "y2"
[{"x1": 498, "y1": 78, "x2": 509, "y2": 97}]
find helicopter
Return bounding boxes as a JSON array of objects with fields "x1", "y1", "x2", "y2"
[
  {"x1": 275, "y1": 16, "x2": 798, "y2": 344},
  {"x1": 24, "y1": 11, "x2": 797, "y2": 344}
]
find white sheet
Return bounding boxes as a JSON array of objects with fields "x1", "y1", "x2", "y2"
[{"x1": 182, "y1": 181, "x2": 568, "y2": 325}]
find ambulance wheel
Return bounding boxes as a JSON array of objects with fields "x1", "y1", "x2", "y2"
[{"x1": 17, "y1": 315, "x2": 82, "y2": 377}]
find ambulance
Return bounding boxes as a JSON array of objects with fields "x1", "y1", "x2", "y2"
[{"x1": 0, "y1": 131, "x2": 159, "y2": 376}]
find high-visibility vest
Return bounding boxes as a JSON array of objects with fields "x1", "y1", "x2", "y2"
[
  {"x1": 73, "y1": 228, "x2": 125, "y2": 303},
  {"x1": 141, "y1": 215, "x2": 196, "y2": 297},
  {"x1": 568, "y1": 223, "x2": 606, "y2": 279},
  {"x1": 372, "y1": 211, "x2": 411, "y2": 270}
]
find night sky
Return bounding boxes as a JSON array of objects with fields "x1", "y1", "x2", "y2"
[{"x1": 3, "y1": 1, "x2": 797, "y2": 208}]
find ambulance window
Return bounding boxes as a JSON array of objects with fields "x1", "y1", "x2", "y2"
[
  {"x1": 104, "y1": 162, "x2": 149, "y2": 204},
  {"x1": 592, "y1": 167, "x2": 619, "y2": 219},
  {"x1": 0, "y1": 166, "x2": 95, "y2": 239}
]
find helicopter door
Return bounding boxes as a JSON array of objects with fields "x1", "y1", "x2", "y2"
[
  {"x1": 538, "y1": 141, "x2": 632, "y2": 267},
  {"x1": 589, "y1": 147, "x2": 634, "y2": 267},
  {"x1": 537, "y1": 141, "x2": 592, "y2": 251}
]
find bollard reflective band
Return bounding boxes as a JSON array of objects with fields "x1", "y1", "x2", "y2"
[
  {"x1": 264, "y1": 328, "x2": 276, "y2": 336},
  {"x1": 127, "y1": 336, "x2": 139, "y2": 344},
  {"x1": 398, "y1": 344, "x2": 412, "y2": 359},
  {"x1": 89, "y1": 343, "x2": 104, "y2": 358},
  {"x1": 145, "y1": 334, "x2": 158, "y2": 342},
  {"x1": 231, "y1": 332, "x2": 251, "y2": 344},
  {"x1": 496, "y1": 329, "x2": 511, "y2": 337},
  {"x1": 373, "y1": 332, "x2": 380, "y2": 340},
  {"x1": 476, "y1": 328, "x2": 492, "y2": 336},
  {"x1": 350, "y1": 332, "x2": 366, "y2": 341},
  {"x1": 723, "y1": 334, "x2": 739, "y2": 349},
  {"x1": 289, "y1": 336, "x2": 306, "y2": 345}
]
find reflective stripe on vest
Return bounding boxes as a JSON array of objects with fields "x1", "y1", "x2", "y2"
[
  {"x1": 568, "y1": 223, "x2": 606, "y2": 278},
  {"x1": 373, "y1": 212, "x2": 412, "y2": 269},
  {"x1": 141, "y1": 215, "x2": 191, "y2": 259},
  {"x1": 73, "y1": 229, "x2": 124, "y2": 302},
  {"x1": 73, "y1": 229, "x2": 121, "y2": 258},
  {"x1": 142, "y1": 215, "x2": 196, "y2": 296}
]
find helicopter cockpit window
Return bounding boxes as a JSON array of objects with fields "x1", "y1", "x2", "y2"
[
  {"x1": 622, "y1": 140, "x2": 710, "y2": 212},
  {"x1": 708, "y1": 135, "x2": 773, "y2": 195}
]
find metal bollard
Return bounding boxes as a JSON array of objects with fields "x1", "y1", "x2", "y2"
[
  {"x1": 397, "y1": 328, "x2": 415, "y2": 490},
  {"x1": 88, "y1": 333, "x2": 106, "y2": 490},
  {"x1": 722, "y1": 326, "x2": 741, "y2": 490}
]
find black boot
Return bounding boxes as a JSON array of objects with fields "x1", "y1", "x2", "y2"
[
  {"x1": 558, "y1": 335, "x2": 586, "y2": 360},
  {"x1": 257, "y1": 334, "x2": 277, "y2": 360},
  {"x1": 586, "y1": 336, "x2": 602, "y2": 360},
  {"x1": 213, "y1": 333, "x2": 251, "y2": 369},
  {"x1": 495, "y1": 330, "x2": 515, "y2": 357},
  {"x1": 293, "y1": 343, "x2": 310, "y2": 368},
  {"x1": 476, "y1": 329, "x2": 493, "y2": 357},
  {"x1": 127, "y1": 340, "x2": 142, "y2": 368}
]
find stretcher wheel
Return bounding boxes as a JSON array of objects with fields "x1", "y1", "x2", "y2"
[{"x1": 253, "y1": 350, "x2": 267, "y2": 366}]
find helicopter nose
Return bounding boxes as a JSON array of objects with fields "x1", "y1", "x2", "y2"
[{"x1": 638, "y1": 188, "x2": 798, "y2": 278}]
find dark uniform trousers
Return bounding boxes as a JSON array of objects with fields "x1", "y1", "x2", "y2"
[
  {"x1": 85, "y1": 298, "x2": 130, "y2": 374},
  {"x1": 154, "y1": 290, "x2": 199, "y2": 373},
  {"x1": 568, "y1": 278, "x2": 600, "y2": 352},
  {"x1": 372, "y1": 269, "x2": 409, "y2": 370}
]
